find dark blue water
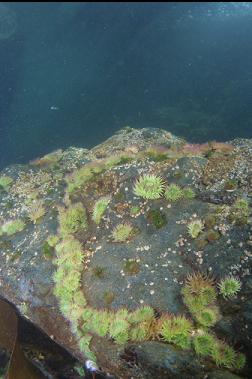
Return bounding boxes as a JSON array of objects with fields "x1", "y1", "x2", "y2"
[{"x1": 1, "y1": 2, "x2": 252, "y2": 169}]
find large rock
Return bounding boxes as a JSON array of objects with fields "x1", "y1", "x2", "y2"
[{"x1": 0, "y1": 128, "x2": 251, "y2": 378}]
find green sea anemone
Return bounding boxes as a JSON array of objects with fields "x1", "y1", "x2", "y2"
[
  {"x1": 59, "y1": 299, "x2": 83, "y2": 324},
  {"x1": 218, "y1": 276, "x2": 241, "y2": 299},
  {"x1": 129, "y1": 306, "x2": 155, "y2": 324},
  {"x1": 1, "y1": 219, "x2": 26, "y2": 236},
  {"x1": 54, "y1": 237, "x2": 84, "y2": 271},
  {"x1": 46, "y1": 234, "x2": 59, "y2": 247},
  {"x1": 0, "y1": 175, "x2": 13, "y2": 191},
  {"x1": 193, "y1": 332, "x2": 216, "y2": 356},
  {"x1": 133, "y1": 174, "x2": 165, "y2": 200},
  {"x1": 194, "y1": 306, "x2": 220, "y2": 327},
  {"x1": 234, "y1": 352, "x2": 246, "y2": 370},
  {"x1": 184, "y1": 273, "x2": 215, "y2": 297},
  {"x1": 116, "y1": 308, "x2": 130, "y2": 319},
  {"x1": 182, "y1": 187, "x2": 196, "y2": 199},
  {"x1": 78, "y1": 334, "x2": 96, "y2": 361},
  {"x1": 59, "y1": 271, "x2": 81, "y2": 293},
  {"x1": 84, "y1": 309, "x2": 111, "y2": 337},
  {"x1": 92, "y1": 196, "x2": 110, "y2": 224},
  {"x1": 129, "y1": 324, "x2": 149, "y2": 341},
  {"x1": 73, "y1": 290, "x2": 87, "y2": 308},
  {"x1": 211, "y1": 341, "x2": 236, "y2": 369},
  {"x1": 53, "y1": 236, "x2": 86, "y2": 338},
  {"x1": 182, "y1": 273, "x2": 217, "y2": 313},
  {"x1": 187, "y1": 219, "x2": 204, "y2": 238},
  {"x1": 159, "y1": 314, "x2": 192, "y2": 349},
  {"x1": 58, "y1": 203, "x2": 87, "y2": 237},
  {"x1": 82, "y1": 308, "x2": 94, "y2": 323},
  {"x1": 27, "y1": 199, "x2": 46, "y2": 224},
  {"x1": 109, "y1": 313, "x2": 130, "y2": 344},
  {"x1": 164, "y1": 184, "x2": 183, "y2": 202},
  {"x1": 112, "y1": 223, "x2": 134, "y2": 242}
]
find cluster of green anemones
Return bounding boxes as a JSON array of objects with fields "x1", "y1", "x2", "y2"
[
  {"x1": 53, "y1": 237, "x2": 246, "y2": 369},
  {"x1": 53, "y1": 200, "x2": 158, "y2": 359},
  {"x1": 182, "y1": 273, "x2": 218, "y2": 327},
  {"x1": 54, "y1": 202, "x2": 191, "y2": 359},
  {"x1": 53, "y1": 235, "x2": 95, "y2": 360},
  {"x1": 182, "y1": 273, "x2": 245, "y2": 369},
  {"x1": 133, "y1": 173, "x2": 195, "y2": 202},
  {"x1": 50, "y1": 158, "x2": 246, "y2": 369},
  {"x1": 193, "y1": 331, "x2": 246, "y2": 370},
  {"x1": 164, "y1": 184, "x2": 195, "y2": 202}
]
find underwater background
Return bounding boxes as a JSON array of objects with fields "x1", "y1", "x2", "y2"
[{"x1": 1, "y1": 2, "x2": 252, "y2": 169}]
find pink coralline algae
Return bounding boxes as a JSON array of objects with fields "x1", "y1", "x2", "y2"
[{"x1": 182, "y1": 142, "x2": 234, "y2": 156}]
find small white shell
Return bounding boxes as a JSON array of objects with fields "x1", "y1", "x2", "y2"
[{"x1": 85, "y1": 359, "x2": 99, "y2": 372}]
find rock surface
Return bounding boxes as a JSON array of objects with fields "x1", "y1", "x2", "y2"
[{"x1": 0, "y1": 128, "x2": 251, "y2": 378}]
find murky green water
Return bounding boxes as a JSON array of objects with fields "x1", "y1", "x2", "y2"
[{"x1": 1, "y1": 2, "x2": 252, "y2": 169}]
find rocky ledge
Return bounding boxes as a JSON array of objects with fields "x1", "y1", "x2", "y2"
[{"x1": 0, "y1": 127, "x2": 251, "y2": 378}]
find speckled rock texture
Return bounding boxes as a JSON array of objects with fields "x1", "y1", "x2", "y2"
[{"x1": 0, "y1": 128, "x2": 251, "y2": 378}]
